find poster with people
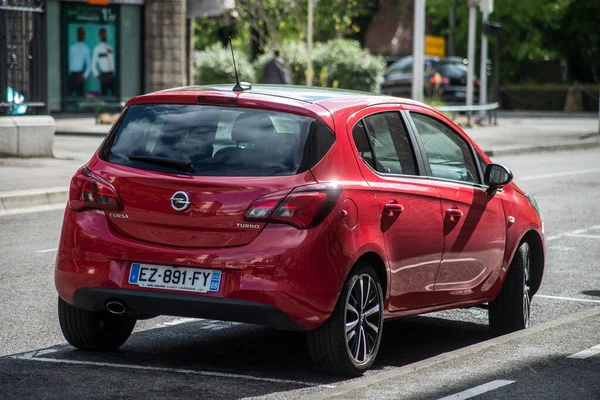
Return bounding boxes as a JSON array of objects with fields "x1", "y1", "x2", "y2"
[{"x1": 63, "y1": 3, "x2": 119, "y2": 110}]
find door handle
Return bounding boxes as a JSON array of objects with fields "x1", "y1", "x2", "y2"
[
  {"x1": 383, "y1": 202, "x2": 404, "y2": 217},
  {"x1": 446, "y1": 208, "x2": 464, "y2": 220}
]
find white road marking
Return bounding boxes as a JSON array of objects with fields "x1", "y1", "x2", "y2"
[
  {"x1": 35, "y1": 349, "x2": 58, "y2": 356},
  {"x1": 158, "y1": 317, "x2": 243, "y2": 331},
  {"x1": 35, "y1": 248, "x2": 58, "y2": 253},
  {"x1": 520, "y1": 167, "x2": 600, "y2": 181},
  {"x1": 0, "y1": 203, "x2": 65, "y2": 217},
  {"x1": 160, "y1": 317, "x2": 198, "y2": 327},
  {"x1": 437, "y1": 380, "x2": 515, "y2": 400},
  {"x1": 567, "y1": 345, "x2": 600, "y2": 359},
  {"x1": 546, "y1": 225, "x2": 600, "y2": 241},
  {"x1": 567, "y1": 234, "x2": 600, "y2": 240},
  {"x1": 536, "y1": 294, "x2": 600, "y2": 304},
  {"x1": 10, "y1": 351, "x2": 334, "y2": 388}
]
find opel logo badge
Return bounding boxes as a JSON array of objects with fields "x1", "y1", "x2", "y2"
[{"x1": 170, "y1": 191, "x2": 191, "y2": 212}]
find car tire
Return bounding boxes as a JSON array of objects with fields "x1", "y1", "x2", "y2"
[
  {"x1": 307, "y1": 262, "x2": 384, "y2": 377},
  {"x1": 58, "y1": 296, "x2": 136, "y2": 351},
  {"x1": 489, "y1": 242, "x2": 532, "y2": 335}
]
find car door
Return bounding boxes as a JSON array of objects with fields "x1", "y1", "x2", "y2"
[
  {"x1": 406, "y1": 109, "x2": 506, "y2": 303},
  {"x1": 348, "y1": 107, "x2": 444, "y2": 311}
]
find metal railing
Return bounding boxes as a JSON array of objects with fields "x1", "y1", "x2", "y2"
[{"x1": 436, "y1": 102, "x2": 500, "y2": 125}]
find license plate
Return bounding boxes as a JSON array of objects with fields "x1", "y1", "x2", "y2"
[
  {"x1": 456, "y1": 91, "x2": 466, "y2": 98},
  {"x1": 128, "y1": 263, "x2": 221, "y2": 293}
]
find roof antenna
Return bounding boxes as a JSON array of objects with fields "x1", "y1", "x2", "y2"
[{"x1": 229, "y1": 37, "x2": 244, "y2": 92}]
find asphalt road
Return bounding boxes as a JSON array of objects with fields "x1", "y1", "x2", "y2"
[{"x1": 1, "y1": 147, "x2": 599, "y2": 399}]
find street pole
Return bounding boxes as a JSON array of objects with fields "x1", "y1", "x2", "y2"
[
  {"x1": 412, "y1": 0, "x2": 425, "y2": 102},
  {"x1": 466, "y1": 0, "x2": 477, "y2": 113},
  {"x1": 307, "y1": 0, "x2": 314, "y2": 87},
  {"x1": 479, "y1": 0, "x2": 490, "y2": 118},
  {"x1": 448, "y1": 0, "x2": 456, "y2": 56}
]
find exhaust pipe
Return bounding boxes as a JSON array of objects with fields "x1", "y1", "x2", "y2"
[{"x1": 106, "y1": 301, "x2": 126, "y2": 315}]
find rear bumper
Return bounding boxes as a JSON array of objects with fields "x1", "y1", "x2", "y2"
[
  {"x1": 73, "y1": 287, "x2": 300, "y2": 330},
  {"x1": 55, "y1": 207, "x2": 352, "y2": 331}
]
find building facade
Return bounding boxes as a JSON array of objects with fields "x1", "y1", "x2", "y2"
[{"x1": 1, "y1": 0, "x2": 231, "y2": 115}]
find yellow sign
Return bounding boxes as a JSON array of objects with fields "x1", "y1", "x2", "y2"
[{"x1": 425, "y1": 35, "x2": 446, "y2": 58}]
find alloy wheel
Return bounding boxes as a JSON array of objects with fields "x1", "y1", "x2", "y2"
[
  {"x1": 344, "y1": 274, "x2": 382, "y2": 365},
  {"x1": 523, "y1": 249, "x2": 531, "y2": 328}
]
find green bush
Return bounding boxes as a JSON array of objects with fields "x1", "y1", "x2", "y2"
[
  {"x1": 195, "y1": 44, "x2": 256, "y2": 85},
  {"x1": 255, "y1": 41, "x2": 308, "y2": 85},
  {"x1": 499, "y1": 84, "x2": 599, "y2": 111},
  {"x1": 254, "y1": 39, "x2": 386, "y2": 93},
  {"x1": 314, "y1": 39, "x2": 387, "y2": 93}
]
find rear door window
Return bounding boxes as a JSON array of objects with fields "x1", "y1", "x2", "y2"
[
  {"x1": 101, "y1": 104, "x2": 334, "y2": 176},
  {"x1": 352, "y1": 112, "x2": 418, "y2": 176}
]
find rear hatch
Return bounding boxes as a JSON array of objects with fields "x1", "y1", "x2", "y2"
[
  {"x1": 437, "y1": 63, "x2": 469, "y2": 86},
  {"x1": 93, "y1": 102, "x2": 334, "y2": 248}
]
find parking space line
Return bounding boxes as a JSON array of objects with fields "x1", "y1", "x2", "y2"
[
  {"x1": 0, "y1": 203, "x2": 65, "y2": 217},
  {"x1": 567, "y1": 345, "x2": 600, "y2": 359},
  {"x1": 436, "y1": 380, "x2": 515, "y2": 400},
  {"x1": 536, "y1": 294, "x2": 600, "y2": 304},
  {"x1": 546, "y1": 225, "x2": 600, "y2": 241},
  {"x1": 35, "y1": 248, "x2": 58, "y2": 253},
  {"x1": 10, "y1": 351, "x2": 334, "y2": 388},
  {"x1": 566, "y1": 234, "x2": 600, "y2": 240},
  {"x1": 520, "y1": 167, "x2": 600, "y2": 181},
  {"x1": 160, "y1": 317, "x2": 199, "y2": 327}
]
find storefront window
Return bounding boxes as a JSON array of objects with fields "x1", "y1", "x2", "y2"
[{"x1": 62, "y1": 3, "x2": 120, "y2": 111}]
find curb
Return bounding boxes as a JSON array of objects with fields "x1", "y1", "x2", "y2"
[
  {"x1": 301, "y1": 305, "x2": 600, "y2": 400},
  {"x1": 484, "y1": 137, "x2": 600, "y2": 157},
  {"x1": 55, "y1": 131, "x2": 109, "y2": 137},
  {"x1": 0, "y1": 187, "x2": 68, "y2": 215}
]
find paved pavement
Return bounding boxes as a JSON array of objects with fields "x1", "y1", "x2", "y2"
[{"x1": 463, "y1": 116, "x2": 600, "y2": 156}]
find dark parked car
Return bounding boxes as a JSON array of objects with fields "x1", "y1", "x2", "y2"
[{"x1": 381, "y1": 56, "x2": 479, "y2": 103}]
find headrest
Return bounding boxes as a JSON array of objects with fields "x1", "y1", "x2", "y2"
[
  {"x1": 231, "y1": 112, "x2": 275, "y2": 143},
  {"x1": 352, "y1": 123, "x2": 371, "y2": 153}
]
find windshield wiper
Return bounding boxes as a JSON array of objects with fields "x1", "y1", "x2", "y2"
[{"x1": 128, "y1": 155, "x2": 195, "y2": 173}]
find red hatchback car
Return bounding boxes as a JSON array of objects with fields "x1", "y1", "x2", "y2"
[{"x1": 55, "y1": 85, "x2": 545, "y2": 376}]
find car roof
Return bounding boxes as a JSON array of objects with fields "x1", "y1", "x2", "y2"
[{"x1": 140, "y1": 84, "x2": 433, "y2": 115}]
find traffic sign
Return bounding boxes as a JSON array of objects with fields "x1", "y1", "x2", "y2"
[{"x1": 425, "y1": 35, "x2": 446, "y2": 58}]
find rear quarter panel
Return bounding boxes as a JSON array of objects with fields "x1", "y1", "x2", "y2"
[{"x1": 310, "y1": 104, "x2": 392, "y2": 306}]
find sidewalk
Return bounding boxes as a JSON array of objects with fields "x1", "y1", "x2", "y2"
[
  {"x1": 464, "y1": 116, "x2": 600, "y2": 156},
  {"x1": 1, "y1": 115, "x2": 599, "y2": 214}
]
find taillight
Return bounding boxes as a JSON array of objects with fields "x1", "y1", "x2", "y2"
[
  {"x1": 69, "y1": 167, "x2": 122, "y2": 211},
  {"x1": 429, "y1": 75, "x2": 450, "y2": 85},
  {"x1": 245, "y1": 184, "x2": 341, "y2": 229}
]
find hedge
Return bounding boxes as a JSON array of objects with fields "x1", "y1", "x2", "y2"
[
  {"x1": 499, "y1": 84, "x2": 599, "y2": 111},
  {"x1": 195, "y1": 44, "x2": 256, "y2": 86},
  {"x1": 197, "y1": 39, "x2": 386, "y2": 93}
]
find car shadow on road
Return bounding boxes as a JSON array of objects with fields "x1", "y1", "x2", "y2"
[
  {"x1": 3, "y1": 314, "x2": 493, "y2": 399},
  {"x1": 373, "y1": 315, "x2": 492, "y2": 369},
  {"x1": 8, "y1": 313, "x2": 492, "y2": 394}
]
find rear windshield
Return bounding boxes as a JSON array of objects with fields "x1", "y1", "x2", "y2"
[
  {"x1": 436, "y1": 63, "x2": 468, "y2": 78},
  {"x1": 100, "y1": 104, "x2": 334, "y2": 176}
]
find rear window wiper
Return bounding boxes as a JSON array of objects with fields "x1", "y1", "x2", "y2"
[{"x1": 127, "y1": 155, "x2": 195, "y2": 173}]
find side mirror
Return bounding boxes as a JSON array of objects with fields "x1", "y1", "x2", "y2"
[{"x1": 484, "y1": 163, "x2": 513, "y2": 195}]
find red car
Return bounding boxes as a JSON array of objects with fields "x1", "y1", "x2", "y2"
[{"x1": 55, "y1": 85, "x2": 545, "y2": 376}]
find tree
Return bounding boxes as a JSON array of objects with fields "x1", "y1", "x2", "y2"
[
  {"x1": 426, "y1": 0, "x2": 571, "y2": 83},
  {"x1": 553, "y1": 0, "x2": 600, "y2": 83},
  {"x1": 194, "y1": 1, "x2": 378, "y2": 58}
]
